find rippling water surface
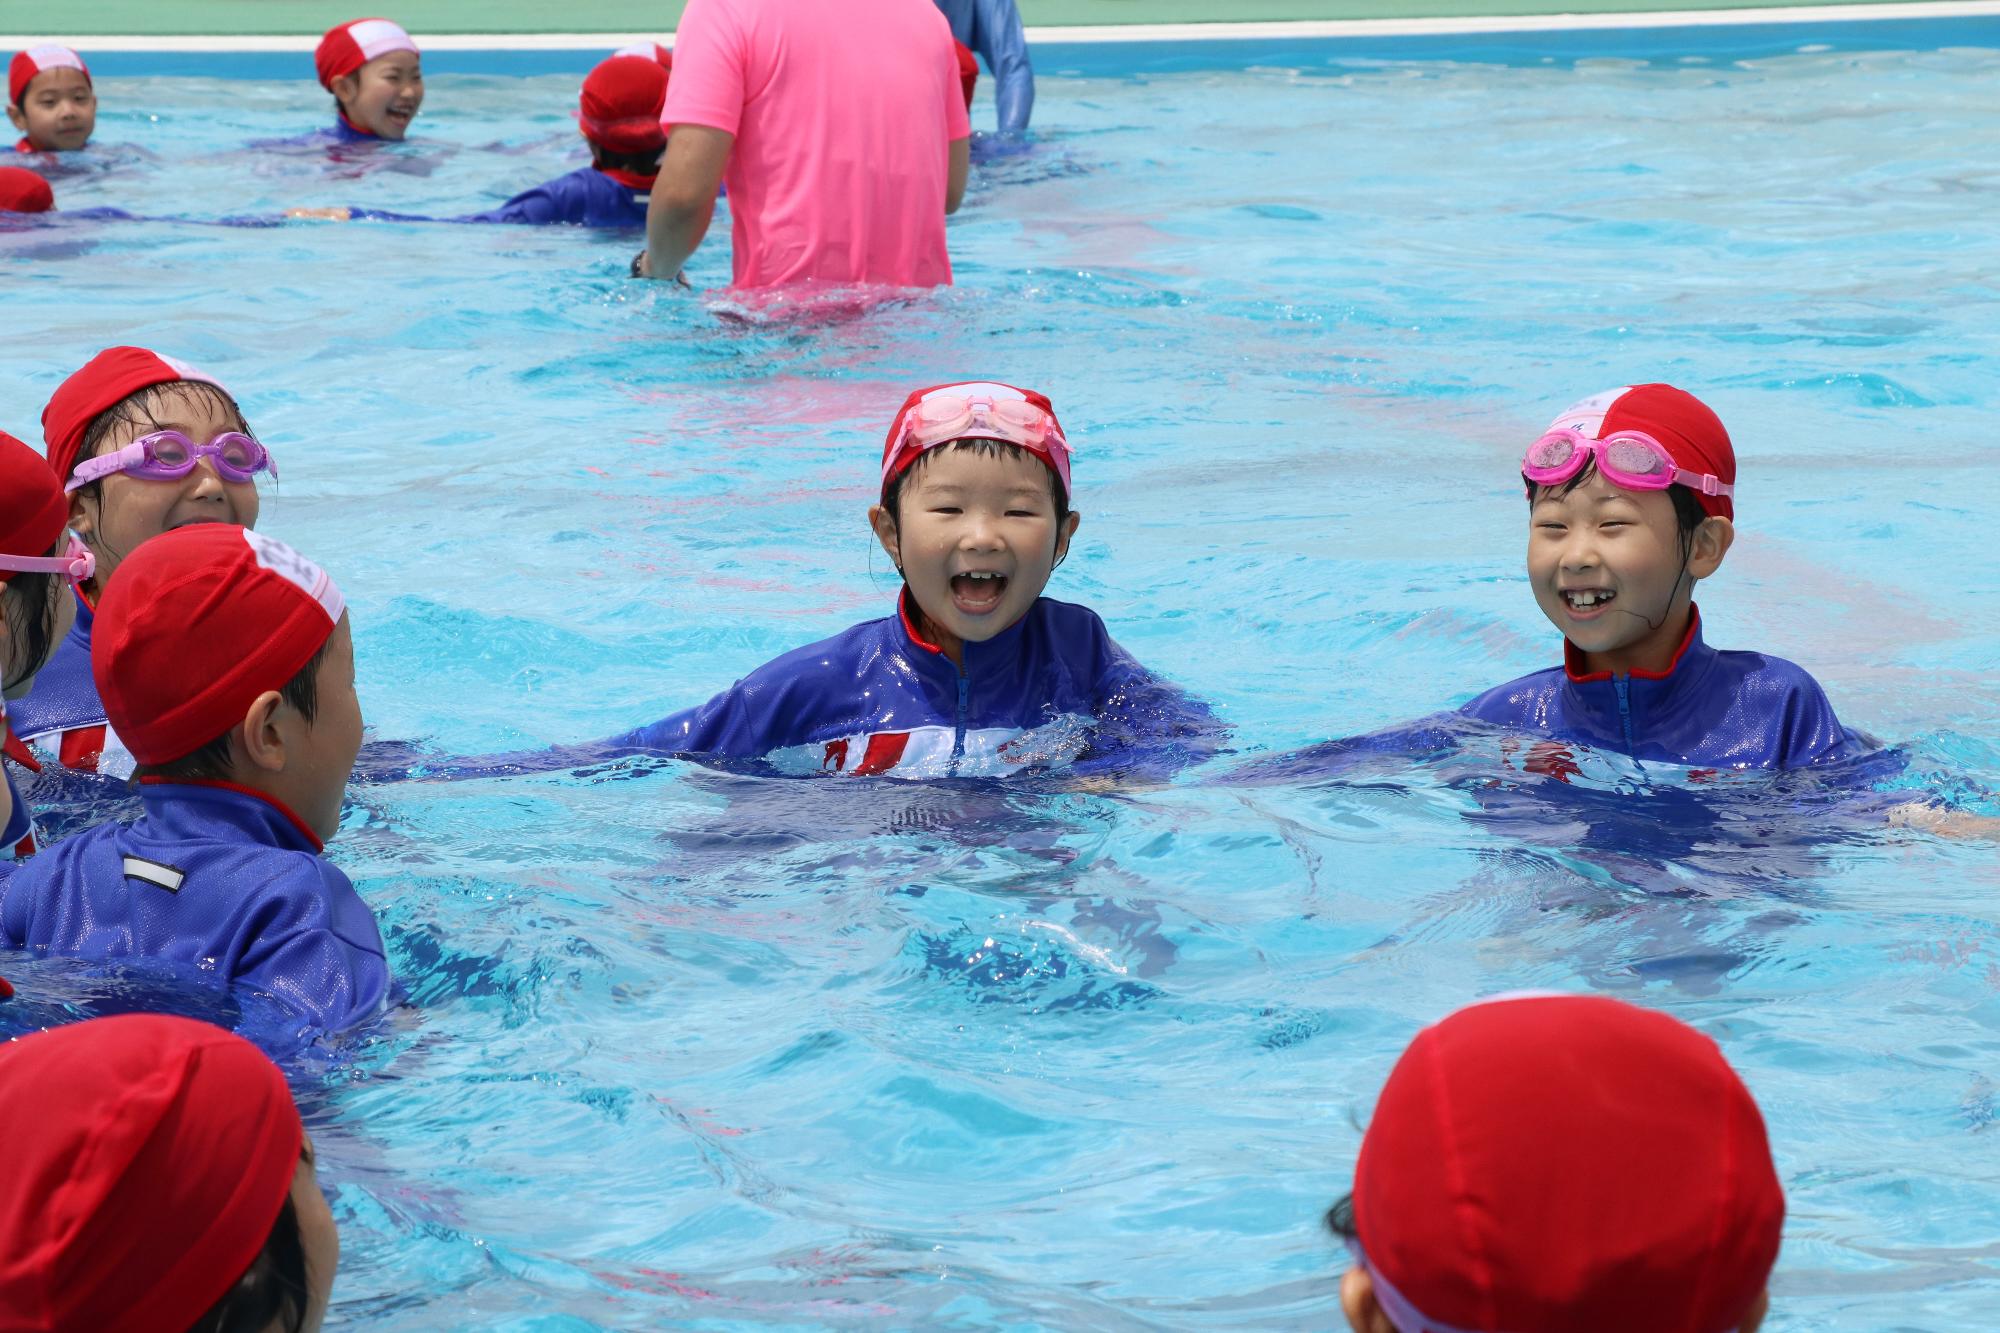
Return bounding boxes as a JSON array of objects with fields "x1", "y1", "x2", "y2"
[{"x1": 5, "y1": 37, "x2": 2000, "y2": 1330}]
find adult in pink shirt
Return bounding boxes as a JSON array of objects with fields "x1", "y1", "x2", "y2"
[{"x1": 640, "y1": 0, "x2": 971, "y2": 290}]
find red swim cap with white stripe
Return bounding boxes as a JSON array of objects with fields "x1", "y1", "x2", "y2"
[
  {"x1": 8, "y1": 44, "x2": 88, "y2": 108},
  {"x1": 1544, "y1": 382, "x2": 1737, "y2": 520},
  {"x1": 315, "y1": 17, "x2": 420, "y2": 90}
]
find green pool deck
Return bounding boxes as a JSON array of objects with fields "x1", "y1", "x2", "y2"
[{"x1": 0, "y1": 0, "x2": 1970, "y2": 37}]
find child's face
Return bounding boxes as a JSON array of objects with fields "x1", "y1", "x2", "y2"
[
  {"x1": 69, "y1": 386, "x2": 262, "y2": 593},
  {"x1": 869, "y1": 444, "x2": 1079, "y2": 659},
  {"x1": 1527, "y1": 469, "x2": 1729, "y2": 674},
  {"x1": 7, "y1": 67, "x2": 95, "y2": 151},
  {"x1": 290, "y1": 615, "x2": 364, "y2": 843},
  {"x1": 333, "y1": 53, "x2": 424, "y2": 139}
]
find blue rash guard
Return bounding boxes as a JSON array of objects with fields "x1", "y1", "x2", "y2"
[
  {"x1": 612, "y1": 593, "x2": 1226, "y2": 781},
  {"x1": 933, "y1": 0, "x2": 1034, "y2": 134},
  {"x1": 351, "y1": 164, "x2": 654, "y2": 228},
  {"x1": 0, "y1": 780, "x2": 389, "y2": 1038},
  {"x1": 1458, "y1": 607, "x2": 1860, "y2": 769}
]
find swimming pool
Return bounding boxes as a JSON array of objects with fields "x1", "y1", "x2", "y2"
[{"x1": 6, "y1": 22, "x2": 2000, "y2": 1329}]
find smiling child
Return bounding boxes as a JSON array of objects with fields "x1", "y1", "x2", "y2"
[
  {"x1": 610, "y1": 381, "x2": 1225, "y2": 780},
  {"x1": 316, "y1": 18, "x2": 423, "y2": 142},
  {"x1": 9, "y1": 46, "x2": 94, "y2": 154}
]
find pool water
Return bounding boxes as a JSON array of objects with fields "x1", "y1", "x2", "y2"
[{"x1": 6, "y1": 34, "x2": 2000, "y2": 1330}]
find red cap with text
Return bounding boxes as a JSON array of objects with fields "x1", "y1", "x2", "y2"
[
  {"x1": 94, "y1": 524, "x2": 346, "y2": 765},
  {"x1": 579, "y1": 53, "x2": 670, "y2": 154},
  {"x1": 0, "y1": 165, "x2": 53, "y2": 213},
  {"x1": 0, "y1": 1014, "x2": 303, "y2": 1331},
  {"x1": 8, "y1": 45, "x2": 88, "y2": 109},
  {"x1": 0, "y1": 429, "x2": 68, "y2": 579},
  {"x1": 41, "y1": 345, "x2": 229, "y2": 493},
  {"x1": 315, "y1": 17, "x2": 419, "y2": 90},
  {"x1": 1544, "y1": 383, "x2": 1737, "y2": 520},
  {"x1": 1352, "y1": 994, "x2": 1784, "y2": 1333}
]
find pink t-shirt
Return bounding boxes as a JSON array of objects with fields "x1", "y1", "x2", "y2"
[{"x1": 662, "y1": 0, "x2": 971, "y2": 290}]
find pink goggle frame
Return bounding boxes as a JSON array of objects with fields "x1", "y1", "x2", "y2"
[
  {"x1": 884, "y1": 383, "x2": 1072, "y2": 496},
  {"x1": 1523, "y1": 428, "x2": 1732, "y2": 499},
  {"x1": 0, "y1": 531, "x2": 94, "y2": 583}
]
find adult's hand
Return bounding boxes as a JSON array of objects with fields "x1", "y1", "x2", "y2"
[{"x1": 642, "y1": 124, "x2": 734, "y2": 282}]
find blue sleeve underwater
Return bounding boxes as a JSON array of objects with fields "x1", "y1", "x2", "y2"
[{"x1": 1073, "y1": 642, "x2": 1231, "y2": 782}]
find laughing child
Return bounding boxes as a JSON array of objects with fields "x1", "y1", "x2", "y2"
[
  {"x1": 0, "y1": 430, "x2": 93, "y2": 858},
  {"x1": 316, "y1": 18, "x2": 423, "y2": 142},
  {"x1": 611, "y1": 381, "x2": 1226, "y2": 779},
  {"x1": 9, "y1": 45, "x2": 94, "y2": 154},
  {"x1": 1459, "y1": 383, "x2": 1859, "y2": 767},
  {"x1": 9, "y1": 347, "x2": 276, "y2": 777},
  {"x1": 0, "y1": 524, "x2": 389, "y2": 1040}
]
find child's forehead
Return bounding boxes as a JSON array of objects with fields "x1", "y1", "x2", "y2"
[
  {"x1": 908, "y1": 443, "x2": 1053, "y2": 488},
  {"x1": 27, "y1": 66, "x2": 89, "y2": 94},
  {"x1": 114, "y1": 383, "x2": 241, "y2": 432}
]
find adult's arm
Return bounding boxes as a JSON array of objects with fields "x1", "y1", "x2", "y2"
[
  {"x1": 974, "y1": 0, "x2": 1034, "y2": 134},
  {"x1": 642, "y1": 124, "x2": 733, "y2": 280},
  {"x1": 946, "y1": 135, "x2": 970, "y2": 214}
]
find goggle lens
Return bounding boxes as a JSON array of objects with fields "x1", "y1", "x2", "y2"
[
  {"x1": 1525, "y1": 435, "x2": 1579, "y2": 471},
  {"x1": 1604, "y1": 437, "x2": 1668, "y2": 478}
]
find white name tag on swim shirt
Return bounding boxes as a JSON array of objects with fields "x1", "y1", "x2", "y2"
[{"x1": 122, "y1": 856, "x2": 186, "y2": 893}]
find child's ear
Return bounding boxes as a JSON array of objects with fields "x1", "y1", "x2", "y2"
[
  {"x1": 237, "y1": 689, "x2": 289, "y2": 775},
  {"x1": 1688, "y1": 515, "x2": 1735, "y2": 580},
  {"x1": 1339, "y1": 1268, "x2": 1398, "y2": 1333},
  {"x1": 867, "y1": 503, "x2": 902, "y2": 573},
  {"x1": 330, "y1": 73, "x2": 360, "y2": 110},
  {"x1": 1052, "y1": 511, "x2": 1081, "y2": 566},
  {"x1": 5, "y1": 104, "x2": 25, "y2": 134},
  {"x1": 66, "y1": 492, "x2": 95, "y2": 540}
]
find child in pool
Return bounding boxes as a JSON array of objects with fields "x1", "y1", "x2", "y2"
[
  {"x1": 8, "y1": 45, "x2": 93, "y2": 154},
  {"x1": 317, "y1": 17, "x2": 423, "y2": 142},
  {"x1": 1457, "y1": 383, "x2": 1858, "y2": 767},
  {"x1": 611, "y1": 382, "x2": 1225, "y2": 780},
  {"x1": 1327, "y1": 993, "x2": 1781, "y2": 1333},
  {"x1": 0, "y1": 1014, "x2": 340, "y2": 1329},
  {"x1": 9, "y1": 347, "x2": 275, "y2": 776},
  {"x1": 0, "y1": 430, "x2": 94, "y2": 858},
  {"x1": 0, "y1": 524, "x2": 389, "y2": 1040},
  {"x1": 296, "y1": 49, "x2": 670, "y2": 227}
]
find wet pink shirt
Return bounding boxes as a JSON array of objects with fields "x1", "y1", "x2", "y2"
[{"x1": 661, "y1": 0, "x2": 970, "y2": 290}]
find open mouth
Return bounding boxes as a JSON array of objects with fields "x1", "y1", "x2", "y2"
[
  {"x1": 950, "y1": 571, "x2": 1008, "y2": 615},
  {"x1": 1561, "y1": 587, "x2": 1616, "y2": 618}
]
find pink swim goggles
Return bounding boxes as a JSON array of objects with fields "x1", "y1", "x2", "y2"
[
  {"x1": 65, "y1": 430, "x2": 277, "y2": 494},
  {"x1": 0, "y1": 531, "x2": 94, "y2": 583},
  {"x1": 884, "y1": 383, "x2": 1072, "y2": 496},
  {"x1": 1523, "y1": 428, "x2": 1732, "y2": 500}
]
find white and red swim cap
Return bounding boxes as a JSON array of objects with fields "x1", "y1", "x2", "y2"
[
  {"x1": 8, "y1": 44, "x2": 88, "y2": 109},
  {"x1": 611, "y1": 40, "x2": 673, "y2": 71},
  {"x1": 315, "y1": 17, "x2": 419, "y2": 90},
  {"x1": 1351, "y1": 994, "x2": 1784, "y2": 1333},
  {"x1": 94, "y1": 525, "x2": 346, "y2": 765},
  {"x1": 579, "y1": 53, "x2": 669, "y2": 154},
  {"x1": 41, "y1": 346, "x2": 229, "y2": 491},
  {"x1": 1544, "y1": 383, "x2": 1737, "y2": 520}
]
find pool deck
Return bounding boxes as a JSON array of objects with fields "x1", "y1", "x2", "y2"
[{"x1": 2, "y1": 0, "x2": 1995, "y2": 39}]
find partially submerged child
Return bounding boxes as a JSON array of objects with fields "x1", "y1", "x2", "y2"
[
  {"x1": 299, "y1": 50, "x2": 670, "y2": 228},
  {"x1": 316, "y1": 17, "x2": 423, "y2": 142},
  {"x1": 0, "y1": 524, "x2": 388, "y2": 1039},
  {"x1": 0, "y1": 1013, "x2": 339, "y2": 1330},
  {"x1": 1328, "y1": 993, "x2": 1782, "y2": 1333},
  {"x1": 10, "y1": 346, "x2": 274, "y2": 776},
  {"x1": 0, "y1": 430, "x2": 92, "y2": 858},
  {"x1": 611, "y1": 382, "x2": 1225, "y2": 779},
  {"x1": 8, "y1": 45, "x2": 93, "y2": 154}
]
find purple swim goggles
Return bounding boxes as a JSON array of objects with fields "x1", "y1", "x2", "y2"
[{"x1": 64, "y1": 430, "x2": 277, "y2": 494}]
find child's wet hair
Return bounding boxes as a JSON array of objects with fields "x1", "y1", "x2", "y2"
[
  {"x1": 1323, "y1": 1192, "x2": 1358, "y2": 1241},
  {"x1": 589, "y1": 142, "x2": 664, "y2": 175},
  {"x1": 130, "y1": 637, "x2": 329, "y2": 785},
  {"x1": 0, "y1": 555, "x2": 65, "y2": 693},
  {"x1": 881, "y1": 438, "x2": 1071, "y2": 529},
  {"x1": 185, "y1": 1189, "x2": 313, "y2": 1333}
]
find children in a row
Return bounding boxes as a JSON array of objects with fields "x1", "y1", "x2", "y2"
[{"x1": 0, "y1": 993, "x2": 1780, "y2": 1333}]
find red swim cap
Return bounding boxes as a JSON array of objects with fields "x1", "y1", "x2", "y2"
[
  {"x1": 0, "y1": 164, "x2": 53, "y2": 213},
  {"x1": 315, "y1": 17, "x2": 419, "y2": 91},
  {"x1": 579, "y1": 53, "x2": 670, "y2": 154},
  {"x1": 1544, "y1": 383, "x2": 1737, "y2": 520},
  {"x1": 0, "y1": 1014, "x2": 303, "y2": 1331},
  {"x1": 955, "y1": 40, "x2": 978, "y2": 111},
  {"x1": 881, "y1": 381, "x2": 1071, "y2": 502},
  {"x1": 94, "y1": 524, "x2": 346, "y2": 766},
  {"x1": 1352, "y1": 994, "x2": 1784, "y2": 1333},
  {"x1": 0, "y1": 430, "x2": 68, "y2": 580},
  {"x1": 41, "y1": 345, "x2": 230, "y2": 494},
  {"x1": 8, "y1": 44, "x2": 88, "y2": 109}
]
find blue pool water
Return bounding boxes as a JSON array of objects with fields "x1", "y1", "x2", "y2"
[{"x1": 6, "y1": 30, "x2": 2000, "y2": 1330}]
